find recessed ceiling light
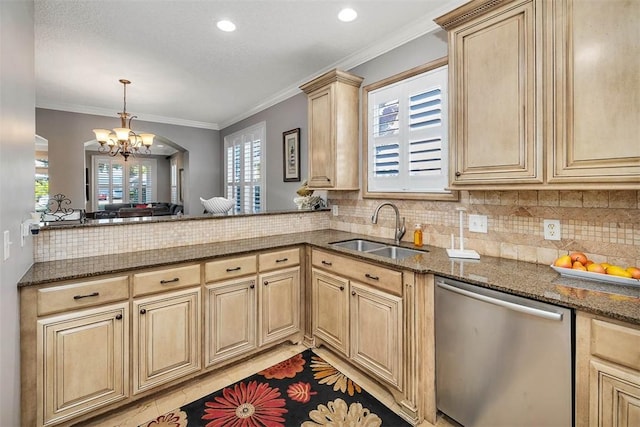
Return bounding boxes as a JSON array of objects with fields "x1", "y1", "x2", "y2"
[
  {"x1": 217, "y1": 20, "x2": 236, "y2": 32},
  {"x1": 338, "y1": 8, "x2": 357, "y2": 22}
]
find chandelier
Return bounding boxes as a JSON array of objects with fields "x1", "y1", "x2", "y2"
[{"x1": 92, "y1": 79, "x2": 154, "y2": 161}]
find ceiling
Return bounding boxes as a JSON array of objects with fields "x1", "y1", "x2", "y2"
[{"x1": 35, "y1": 0, "x2": 464, "y2": 131}]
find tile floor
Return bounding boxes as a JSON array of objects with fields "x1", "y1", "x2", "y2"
[{"x1": 83, "y1": 343, "x2": 456, "y2": 427}]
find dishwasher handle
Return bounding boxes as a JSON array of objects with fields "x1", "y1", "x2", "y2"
[{"x1": 436, "y1": 282, "x2": 563, "y2": 321}]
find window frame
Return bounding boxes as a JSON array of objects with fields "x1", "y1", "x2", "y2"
[
  {"x1": 223, "y1": 121, "x2": 266, "y2": 213},
  {"x1": 362, "y1": 57, "x2": 458, "y2": 201}
]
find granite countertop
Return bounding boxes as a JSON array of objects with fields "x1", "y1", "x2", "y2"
[{"x1": 19, "y1": 230, "x2": 640, "y2": 324}]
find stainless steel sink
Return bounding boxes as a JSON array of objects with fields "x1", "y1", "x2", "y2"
[
  {"x1": 330, "y1": 239, "x2": 387, "y2": 252},
  {"x1": 329, "y1": 239, "x2": 428, "y2": 260},
  {"x1": 368, "y1": 246, "x2": 426, "y2": 260}
]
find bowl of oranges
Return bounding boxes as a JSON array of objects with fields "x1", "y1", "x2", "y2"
[{"x1": 551, "y1": 252, "x2": 640, "y2": 286}]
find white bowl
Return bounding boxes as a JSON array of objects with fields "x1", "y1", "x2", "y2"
[{"x1": 200, "y1": 197, "x2": 235, "y2": 213}]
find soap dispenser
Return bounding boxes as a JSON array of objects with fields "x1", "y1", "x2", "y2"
[{"x1": 413, "y1": 224, "x2": 423, "y2": 247}]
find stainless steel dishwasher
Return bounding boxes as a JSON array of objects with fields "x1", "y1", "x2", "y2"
[{"x1": 435, "y1": 277, "x2": 573, "y2": 427}]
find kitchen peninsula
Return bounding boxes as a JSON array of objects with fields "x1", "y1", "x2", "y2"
[{"x1": 19, "y1": 209, "x2": 640, "y2": 427}]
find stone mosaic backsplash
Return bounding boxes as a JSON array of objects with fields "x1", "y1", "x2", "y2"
[
  {"x1": 34, "y1": 211, "x2": 330, "y2": 262},
  {"x1": 328, "y1": 190, "x2": 640, "y2": 268}
]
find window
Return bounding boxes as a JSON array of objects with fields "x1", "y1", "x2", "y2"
[
  {"x1": 92, "y1": 156, "x2": 157, "y2": 210},
  {"x1": 224, "y1": 122, "x2": 265, "y2": 213},
  {"x1": 364, "y1": 58, "x2": 457, "y2": 201},
  {"x1": 35, "y1": 151, "x2": 49, "y2": 212}
]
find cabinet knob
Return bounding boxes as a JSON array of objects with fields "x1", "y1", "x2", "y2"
[
  {"x1": 140, "y1": 309, "x2": 147, "y2": 315},
  {"x1": 339, "y1": 286, "x2": 344, "y2": 291},
  {"x1": 455, "y1": 171, "x2": 461, "y2": 177},
  {"x1": 115, "y1": 314, "x2": 123, "y2": 320},
  {"x1": 351, "y1": 291, "x2": 356, "y2": 296},
  {"x1": 263, "y1": 280, "x2": 269, "y2": 286},
  {"x1": 250, "y1": 283, "x2": 255, "y2": 289}
]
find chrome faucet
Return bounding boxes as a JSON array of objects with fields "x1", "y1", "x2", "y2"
[{"x1": 371, "y1": 202, "x2": 406, "y2": 245}]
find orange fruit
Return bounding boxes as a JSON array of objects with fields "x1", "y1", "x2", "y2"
[{"x1": 570, "y1": 252, "x2": 588, "y2": 264}]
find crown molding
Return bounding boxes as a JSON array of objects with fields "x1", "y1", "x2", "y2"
[{"x1": 35, "y1": 102, "x2": 220, "y2": 130}]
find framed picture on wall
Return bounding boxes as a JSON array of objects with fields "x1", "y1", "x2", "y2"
[{"x1": 283, "y1": 128, "x2": 301, "y2": 182}]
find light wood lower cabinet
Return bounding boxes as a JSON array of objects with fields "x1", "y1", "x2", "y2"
[
  {"x1": 350, "y1": 281, "x2": 403, "y2": 390},
  {"x1": 133, "y1": 287, "x2": 201, "y2": 394},
  {"x1": 576, "y1": 312, "x2": 640, "y2": 427},
  {"x1": 37, "y1": 303, "x2": 128, "y2": 427},
  {"x1": 205, "y1": 278, "x2": 257, "y2": 366},
  {"x1": 311, "y1": 269, "x2": 349, "y2": 356},
  {"x1": 259, "y1": 266, "x2": 301, "y2": 346}
]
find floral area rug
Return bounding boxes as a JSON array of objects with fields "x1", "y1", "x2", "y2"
[{"x1": 140, "y1": 349, "x2": 411, "y2": 426}]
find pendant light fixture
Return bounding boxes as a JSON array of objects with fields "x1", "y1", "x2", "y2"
[{"x1": 92, "y1": 79, "x2": 154, "y2": 161}]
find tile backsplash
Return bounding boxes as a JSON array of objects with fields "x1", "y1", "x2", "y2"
[
  {"x1": 34, "y1": 211, "x2": 330, "y2": 262},
  {"x1": 328, "y1": 190, "x2": 640, "y2": 267}
]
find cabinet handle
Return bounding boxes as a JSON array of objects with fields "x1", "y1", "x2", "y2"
[
  {"x1": 351, "y1": 291, "x2": 356, "y2": 296},
  {"x1": 250, "y1": 284, "x2": 255, "y2": 289},
  {"x1": 365, "y1": 273, "x2": 379, "y2": 281},
  {"x1": 73, "y1": 292, "x2": 99, "y2": 300},
  {"x1": 455, "y1": 171, "x2": 461, "y2": 177},
  {"x1": 140, "y1": 309, "x2": 147, "y2": 315},
  {"x1": 226, "y1": 267, "x2": 241, "y2": 272},
  {"x1": 321, "y1": 260, "x2": 332, "y2": 266},
  {"x1": 275, "y1": 258, "x2": 288, "y2": 263},
  {"x1": 339, "y1": 286, "x2": 344, "y2": 291},
  {"x1": 263, "y1": 280, "x2": 269, "y2": 286},
  {"x1": 115, "y1": 314, "x2": 123, "y2": 320},
  {"x1": 160, "y1": 277, "x2": 179, "y2": 285}
]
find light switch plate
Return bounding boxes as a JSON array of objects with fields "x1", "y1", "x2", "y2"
[
  {"x1": 332, "y1": 205, "x2": 339, "y2": 216},
  {"x1": 469, "y1": 214, "x2": 488, "y2": 233},
  {"x1": 3, "y1": 230, "x2": 10, "y2": 260}
]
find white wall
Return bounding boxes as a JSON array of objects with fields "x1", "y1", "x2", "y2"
[
  {"x1": 0, "y1": 1, "x2": 36, "y2": 425},
  {"x1": 36, "y1": 109, "x2": 220, "y2": 214}
]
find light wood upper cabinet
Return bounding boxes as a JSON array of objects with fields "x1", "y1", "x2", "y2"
[
  {"x1": 300, "y1": 69, "x2": 364, "y2": 190},
  {"x1": 436, "y1": 0, "x2": 639, "y2": 189},
  {"x1": 133, "y1": 287, "x2": 201, "y2": 394},
  {"x1": 575, "y1": 312, "x2": 640, "y2": 427},
  {"x1": 312, "y1": 268, "x2": 350, "y2": 356},
  {"x1": 259, "y1": 266, "x2": 301, "y2": 346},
  {"x1": 437, "y1": 0, "x2": 542, "y2": 186},
  {"x1": 546, "y1": 0, "x2": 640, "y2": 185},
  {"x1": 37, "y1": 303, "x2": 128, "y2": 427},
  {"x1": 205, "y1": 278, "x2": 257, "y2": 366}
]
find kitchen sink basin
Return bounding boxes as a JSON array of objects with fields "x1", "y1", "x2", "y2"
[
  {"x1": 330, "y1": 239, "x2": 387, "y2": 252},
  {"x1": 368, "y1": 246, "x2": 427, "y2": 260},
  {"x1": 329, "y1": 239, "x2": 428, "y2": 260}
]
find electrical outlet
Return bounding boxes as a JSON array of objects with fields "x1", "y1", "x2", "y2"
[
  {"x1": 332, "y1": 205, "x2": 339, "y2": 216},
  {"x1": 469, "y1": 214, "x2": 488, "y2": 233},
  {"x1": 543, "y1": 219, "x2": 561, "y2": 241}
]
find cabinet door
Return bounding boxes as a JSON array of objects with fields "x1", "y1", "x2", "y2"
[
  {"x1": 259, "y1": 267, "x2": 300, "y2": 346},
  {"x1": 307, "y1": 85, "x2": 336, "y2": 188},
  {"x1": 548, "y1": 0, "x2": 640, "y2": 184},
  {"x1": 350, "y1": 282, "x2": 403, "y2": 390},
  {"x1": 449, "y1": 0, "x2": 542, "y2": 185},
  {"x1": 38, "y1": 303, "x2": 128, "y2": 426},
  {"x1": 205, "y1": 278, "x2": 256, "y2": 366},
  {"x1": 133, "y1": 287, "x2": 201, "y2": 394},
  {"x1": 312, "y1": 269, "x2": 349, "y2": 356},
  {"x1": 590, "y1": 360, "x2": 640, "y2": 427}
]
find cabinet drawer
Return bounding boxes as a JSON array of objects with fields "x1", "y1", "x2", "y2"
[
  {"x1": 133, "y1": 264, "x2": 201, "y2": 297},
  {"x1": 591, "y1": 318, "x2": 640, "y2": 371},
  {"x1": 312, "y1": 249, "x2": 402, "y2": 296},
  {"x1": 205, "y1": 255, "x2": 257, "y2": 282},
  {"x1": 37, "y1": 276, "x2": 129, "y2": 316},
  {"x1": 259, "y1": 248, "x2": 300, "y2": 271}
]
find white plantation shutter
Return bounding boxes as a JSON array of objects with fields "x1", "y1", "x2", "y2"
[
  {"x1": 224, "y1": 122, "x2": 265, "y2": 213},
  {"x1": 92, "y1": 156, "x2": 157, "y2": 211},
  {"x1": 368, "y1": 65, "x2": 449, "y2": 193}
]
